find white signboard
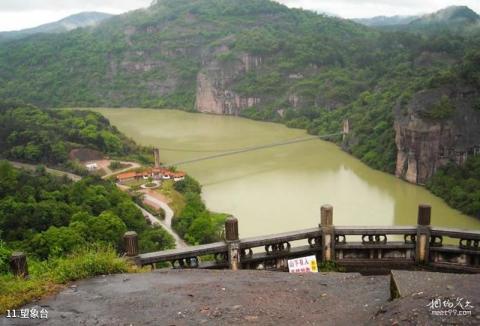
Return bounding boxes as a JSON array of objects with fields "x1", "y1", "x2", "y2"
[{"x1": 288, "y1": 255, "x2": 318, "y2": 273}]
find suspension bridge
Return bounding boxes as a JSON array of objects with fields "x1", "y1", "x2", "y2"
[{"x1": 162, "y1": 131, "x2": 344, "y2": 167}]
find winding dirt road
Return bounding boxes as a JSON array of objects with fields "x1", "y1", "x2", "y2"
[
  {"x1": 137, "y1": 195, "x2": 187, "y2": 248},
  {"x1": 7, "y1": 160, "x2": 82, "y2": 182},
  {"x1": 7, "y1": 159, "x2": 186, "y2": 249}
]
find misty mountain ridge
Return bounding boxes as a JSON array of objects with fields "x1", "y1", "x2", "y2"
[
  {"x1": 0, "y1": 12, "x2": 113, "y2": 42},
  {"x1": 410, "y1": 5, "x2": 479, "y2": 26},
  {"x1": 354, "y1": 5, "x2": 479, "y2": 28},
  {"x1": 353, "y1": 15, "x2": 418, "y2": 27}
]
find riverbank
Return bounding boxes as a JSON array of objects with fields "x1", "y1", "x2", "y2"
[{"x1": 88, "y1": 108, "x2": 480, "y2": 236}]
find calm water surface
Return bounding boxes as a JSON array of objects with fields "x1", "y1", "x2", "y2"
[{"x1": 89, "y1": 108, "x2": 480, "y2": 237}]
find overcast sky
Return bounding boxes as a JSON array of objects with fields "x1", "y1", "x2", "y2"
[{"x1": 0, "y1": 0, "x2": 479, "y2": 32}]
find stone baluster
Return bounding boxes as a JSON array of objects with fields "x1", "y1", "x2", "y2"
[
  {"x1": 320, "y1": 205, "x2": 335, "y2": 263},
  {"x1": 10, "y1": 252, "x2": 28, "y2": 278},
  {"x1": 416, "y1": 204, "x2": 431, "y2": 265},
  {"x1": 124, "y1": 231, "x2": 140, "y2": 265},
  {"x1": 225, "y1": 216, "x2": 241, "y2": 271}
]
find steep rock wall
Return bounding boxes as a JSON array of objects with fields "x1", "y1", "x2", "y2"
[
  {"x1": 394, "y1": 85, "x2": 480, "y2": 184},
  {"x1": 195, "y1": 50, "x2": 261, "y2": 115}
]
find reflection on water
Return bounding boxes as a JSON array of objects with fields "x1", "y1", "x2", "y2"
[{"x1": 90, "y1": 108, "x2": 480, "y2": 237}]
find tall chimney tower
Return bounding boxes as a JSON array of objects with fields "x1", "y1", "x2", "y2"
[{"x1": 153, "y1": 148, "x2": 160, "y2": 168}]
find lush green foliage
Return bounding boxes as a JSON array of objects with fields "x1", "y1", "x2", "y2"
[
  {"x1": 0, "y1": 0, "x2": 479, "y2": 219},
  {"x1": 419, "y1": 95, "x2": 456, "y2": 120},
  {"x1": 173, "y1": 176, "x2": 227, "y2": 244},
  {"x1": 0, "y1": 161, "x2": 174, "y2": 259},
  {"x1": 108, "y1": 161, "x2": 124, "y2": 170},
  {"x1": 45, "y1": 244, "x2": 129, "y2": 283},
  {"x1": 138, "y1": 227, "x2": 175, "y2": 253},
  {"x1": 0, "y1": 104, "x2": 152, "y2": 169},
  {"x1": 174, "y1": 175, "x2": 202, "y2": 194},
  {"x1": 0, "y1": 245, "x2": 132, "y2": 311},
  {"x1": 0, "y1": 0, "x2": 478, "y2": 177},
  {"x1": 0, "y1": 241, "x2": 12, "y2": 274},
  {"x1": 427, "y1": 156, "x2": 480, "y2": 217}
]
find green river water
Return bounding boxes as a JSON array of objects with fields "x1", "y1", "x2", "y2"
[{"x1": 90, "y1": 108, "x2": 480, "y2": 238}]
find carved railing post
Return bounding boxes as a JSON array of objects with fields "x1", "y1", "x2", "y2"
[
  {"x1": 10, "y1": 252, "x2": 28, "y2": 278},
  {"x1": 225, "y1": 216, "x2": 240, "y2": 271},
  {"x1": 416, "y1": 204, "x2": 431, "y2": 265},
  {"x1": 320, "y1": 205, "x2": 335, "y2": 263},
  {"x1": 124, "y1": 231, "x2": 139, "y2": 257}
]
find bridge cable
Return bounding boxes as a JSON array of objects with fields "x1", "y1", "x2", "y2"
[{"x1": 166, "y1": 132, "x2": 343, "y2": 166}]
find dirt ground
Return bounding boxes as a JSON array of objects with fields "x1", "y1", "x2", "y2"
[
  {"x1": 2, "y1": 270, "x2": 479, "y2": 326},
  {"x1": 143, "y1": 189, "x2": 172, "y2": 205},
  {"x1": 3, "y1": 270, "x2": 389, "y2": 326}
]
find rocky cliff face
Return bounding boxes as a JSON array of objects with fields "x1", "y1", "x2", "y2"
[
  {"x1": 195, "y1": 47, "x2": 262, "y2": 115},
  {"x1": 394, "y1": 85, "x2": 480, "y2": 184}
]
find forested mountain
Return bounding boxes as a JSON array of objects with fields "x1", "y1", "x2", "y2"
[
  {"x1": 0, "y1": 0, "x2": 479, "y2": 214},
  {"x1": 0, "y1": 162, "x2": 173, "y2": 258},
  {"x1": 354, "y1": 6, "x2": 480, "y2": 29},
  {"x1": 410, "y1": 6, "x2": 480, "y2": 28},
  {"x1": 0, "y1": 12, "x2": 113, "y2": 42},
  {"x1": 0, "y1": 102, "x2": 151, "y2": 172}
]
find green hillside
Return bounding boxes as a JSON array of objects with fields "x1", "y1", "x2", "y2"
[
  {"x1": 0, "y1": 12, "x2": 113, "y2": 42},
  {"x1": 0, "y1": 0, "x2": 375, "y2": 108},
  {"x1": 0, "y1": 102, "x2": 152, "y2": 172},
  {"x1": 0, "y1": 0, "x2": 479, "y2": 215}
]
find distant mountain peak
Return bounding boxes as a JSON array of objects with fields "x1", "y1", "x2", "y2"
[
  {"x1": 353, "y1": 15, "x2": 418, "y2": 27},
  {"x1": 353, "y1": 6, "x2": 480, "y2": 31},
  {"x1": 411, "y1": 5, "x2": 480, "y2": 26},
  {"x1": 0, "y1": 11, "x2": 113, "y2": 42}
]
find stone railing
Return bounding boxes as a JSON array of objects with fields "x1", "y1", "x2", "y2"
[
  {"x1": 121, "y1": 204, "x2": 480, "y2": 274},
  {"x1": 9, "y1": 204, "x2": 477, "y2": 279}
]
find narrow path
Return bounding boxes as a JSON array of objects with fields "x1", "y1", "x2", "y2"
[
  {"x1": 135, "y1": 200, "x2": 187, "y2": 249},
  {"x1": 141, "y1": 193, "x2": 187, "y2": 248},
  {"x1": 143, "y1": 194, "x2": 174, "y2": 228},
  {"x1": 7, "y1": 160, "x2": 82, "y2": 182},
  {"x1": 101, "y1": 161, "x2": 141, "y2": 179},
  {"x1": 116, "y1": 185, "x2": 187, "y2": 249}
]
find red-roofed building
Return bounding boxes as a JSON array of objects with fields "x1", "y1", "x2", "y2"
[
  {"x1": 116, "y1": 168, "x2": 186, "y2": 184},
  {"x1": 116, "y1": 171, "x2": 139, "y2": 184}
]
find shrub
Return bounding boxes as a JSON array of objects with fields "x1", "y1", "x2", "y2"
[
  {"x1": 47, "y1": 244, "x2": 128, "y2": 283},
  {"x1": 139, "y1": 227, "x2": 175, "y2": 253},
  {"x1": 174, "y1": 175, "x2": 201, "y2": 194},
  {"x1": 108, "y1": 161, "x2": 123, "y2": 170},
  {"x1": 420, "y1": 95, "x2": 456, "y2": 120},
  {"x1": 0, "y1": 245, "x2": 130, "y2": 311},
  {"x1": 0, "y1": 241, "x2": 12, "y2": 274},
  {"x1": 30, "y1": 226, "x2": 86, "y2": 259}
]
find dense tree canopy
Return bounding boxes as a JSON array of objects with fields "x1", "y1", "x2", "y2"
[
  {"x1": 0, "y1": 0, "x2": 478, "y2": 220},
  {"x1": 427, "y1": 156, "x2": 480, "y2": 218},
  {"x1": 173, "y1": 176, "x2": 226, "y2": 244},
  {"x1": 0, "y1": 104, "x2": 151, "y2": 171},
  {"x1": 0, "y1": 161, "x2": 174, "y2": 259}
]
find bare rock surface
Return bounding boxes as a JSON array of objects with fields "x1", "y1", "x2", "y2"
[
  {"x1": 3, "y1": 270, "x2": 479, "y2": 325},
  {"x1": 3, "y1": 270, "x2": 389, "y2": 326},
  {"x1": 372, "y1": 270, "x2": 480, "y2": 325}
]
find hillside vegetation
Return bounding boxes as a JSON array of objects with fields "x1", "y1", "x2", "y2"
[
  {"x1": 0, "y1": 102, "x2": 152, "y2": 172},
  {"x1": 0, "y1": 161, "x2": 174, "y2": 259},
  {"x1": 0, "y1": 161, "x2": 174, "y2": 310},
  {"x1": 427, "y1": 156, "x2": 480, "y2": 218},
  {"x1": 0, "y1": 1, "x2": 478, "y2": 172},
  {"x1": 0, "y1": 0, "x2": 479, "y2": 216}
]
